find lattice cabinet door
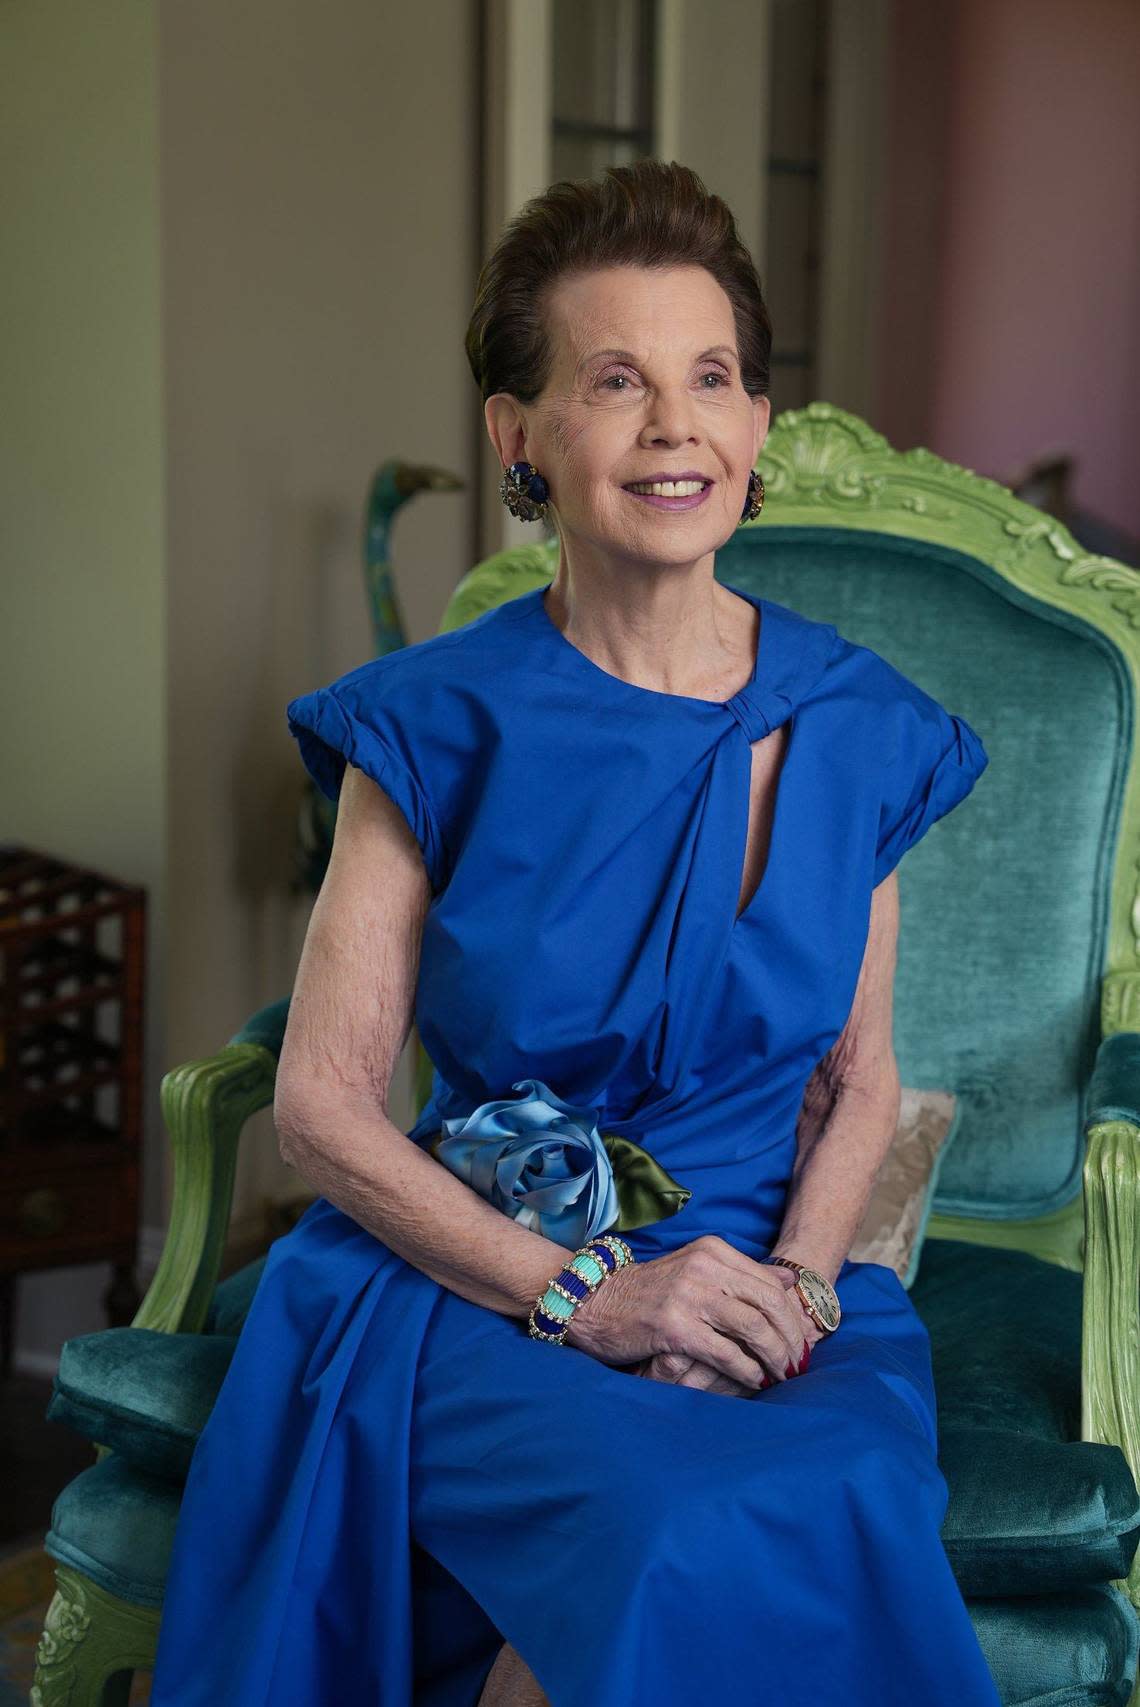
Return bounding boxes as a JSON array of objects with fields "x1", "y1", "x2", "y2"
[{"x1": 0, "y1": 843, "x2": 146, "y2": 1374}]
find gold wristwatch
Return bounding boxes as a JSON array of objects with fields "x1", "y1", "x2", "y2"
[{"x1": 769, "y1": 1256, "x2": 841, "y2": 1334}]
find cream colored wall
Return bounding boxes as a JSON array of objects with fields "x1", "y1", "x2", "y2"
[
  {"x1": 1, "y1": 1, "x2": 167, "y2": 1365},
  {"x1": 656, "y1": 0, "x2": 769, "y2": 268},
  {"x1": 158, "y1": 1, "x2": 481, "y2": 1239},
  {"x1": 4, "y1": 0, "x2": 481, "y2": 1369}
]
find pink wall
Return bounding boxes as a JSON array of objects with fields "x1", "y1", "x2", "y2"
[
  {"x1": 876, "y1": 2, "x2": 958, "y2": 463},
  {"x1": 877, "y1": 0, "x2": 1140, "y2": 537}
]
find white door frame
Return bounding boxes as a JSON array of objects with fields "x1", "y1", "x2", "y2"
[{"x1": 477, "y1": 0, "x2": 553, "y2": 561}]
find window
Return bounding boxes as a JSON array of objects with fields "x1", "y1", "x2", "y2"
[
  {"x1": 550, "y1": 0, "x2": 656, "y2": 182},
  {"x1": 765, "y1": 0, "x2": 828, "y2": 411}
]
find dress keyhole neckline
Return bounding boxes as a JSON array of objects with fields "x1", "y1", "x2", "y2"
[{"x1": 731, "y1": 716, "x2": 796, "y2": 930}]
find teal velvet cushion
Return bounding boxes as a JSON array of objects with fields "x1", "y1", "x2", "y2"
[
  {"x1": 43, "y1": 1257, "x2": 268, "y2": 1481},
  {"x1": 46, "y1": 1328, "x2": 238, "y2": 1483},
  {"x1": 968, "y1": 1588, "x2": 1140, "y2": 1707},
  {"x1": 1087, "y1": 1031, "x2": 1140, "y2": 1127},
  {"x1": 227, "y1": 995, "x2": 290, "y2": 1058},
  {"x1": 911, "y1": 1239, "x2": 1140, "y2": 1594},
  {"x1": 44, "y1": 1451, "x2": 182, "y2": 1610}
]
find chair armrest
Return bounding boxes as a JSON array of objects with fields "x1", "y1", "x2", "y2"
[
  {"x1": 46, "y1": 1328, "x2": 237, "y2": 1481},
  {"x1": 1082, "y1": 1029, "x2": 1140, "y2": 1612},
  {"x1": 227, "y1": 995, "x2": 291, "y2": 1060},
  {"x1": 131, "y1": 998, "x2": 290, "y2": 1338},
  {"x1": 1086, "y1": 1030, "x2": 1140, "y2": 1128}
]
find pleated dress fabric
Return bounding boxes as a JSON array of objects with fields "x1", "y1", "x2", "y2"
[{"x1": 149, "y1": 581, "x2": 1001, "y2": 1705}]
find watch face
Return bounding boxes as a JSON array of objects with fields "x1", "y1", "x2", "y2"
[{"x1": 798, "y1": 1268, "x2": 841, "y2": 1331}]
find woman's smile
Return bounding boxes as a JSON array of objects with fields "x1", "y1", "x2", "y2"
[{"x1": 621, "y1": 475, "x2": 715, "y2": 513}]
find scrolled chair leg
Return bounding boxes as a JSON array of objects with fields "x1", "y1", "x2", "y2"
[
  {"x1": 32, "y1": 1563, "x2": 160, "y2": 1707},
  {"x1": 477, "y1": 1639, "x2": 552, "y2": 1707}
]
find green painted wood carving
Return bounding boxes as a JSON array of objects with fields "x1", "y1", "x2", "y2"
[
  {"x1": 363, "y1": 461, "x2": 464, "y2": 658},
  {"x1": 32, "y1": 1565, "x2": 162, "y2": 1707}
]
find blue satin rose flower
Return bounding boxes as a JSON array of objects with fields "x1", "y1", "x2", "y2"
[{"x1": 426, "y1": 1078, "x2": 620, "y2": 1250}]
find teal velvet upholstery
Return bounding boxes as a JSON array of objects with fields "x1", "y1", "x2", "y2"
[
  {"x1": 44, "y1": 1454, "x2": 182, "y2": 1611},
  {"x1": 203, "y1": 1253, "x2": 268, "y2": 1335},
  {"x1": 43, "y1": 1250, "x2": 271, "y2": 1479},
  {"x1": 714, "y1": 527, "x2": 1124, "y2": 1224},
  {"x1": 970, "y1": 1590, "x2": 1140, "y2": 1707},
  {"x1": 228, "y1": 995, "x2": 290, "y2": 1059},
  {"x1": 45, "y1": 1329, "x2": 239, "y2": 1483},
  {"x1": 911, "y1": 1241, "x2": 1140, "y2": 1593},
  {"x1": 1087, "y1": 1032, "x2": 1140, "y2": 1128}
]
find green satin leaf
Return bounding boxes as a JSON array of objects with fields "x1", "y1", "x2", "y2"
[{"x1": 602, "y1": 1134, "x2": 693, "y2": 1230}]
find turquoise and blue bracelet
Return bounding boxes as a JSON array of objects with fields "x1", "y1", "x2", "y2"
[{"x1": 528, "y1": 1232, "x2": 636, "y2": 1344}]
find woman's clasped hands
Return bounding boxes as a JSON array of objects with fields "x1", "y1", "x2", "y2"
[{"x1": 564, "y1": 1233, "x2": 821, "y2": 1397}]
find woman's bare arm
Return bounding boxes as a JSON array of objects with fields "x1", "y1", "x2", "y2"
[
  {"x1": 277, "y1": 763, "x2": 820, "y2": 1388},
  {"x1": 274, "y1": 761, "x2": 574, "y2": 1323},
  {"x1": 769, "y1": 869, "x2": 904, "y2": 1291}
]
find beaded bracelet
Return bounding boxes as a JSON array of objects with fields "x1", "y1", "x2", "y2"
[{"x1": 528, "y1": 1232, "x2": 636, "y2": 1344}]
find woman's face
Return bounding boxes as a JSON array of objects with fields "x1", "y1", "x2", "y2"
[{"x1": 486, "y1": 264, "x2": 770, "y2": 570}]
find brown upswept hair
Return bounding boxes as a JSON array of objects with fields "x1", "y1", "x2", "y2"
[{"x1": 464, "y1": 158, "x2": 772, "y2": 406}]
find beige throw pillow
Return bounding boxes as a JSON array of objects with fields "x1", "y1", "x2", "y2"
[{"x1": 849, "y1": 1087, "x2": 959, "y2": 1289}]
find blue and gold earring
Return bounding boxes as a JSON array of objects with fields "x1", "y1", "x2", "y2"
[
  {"x1": 499, "y1": 460, "x2": 550, "y2": 523},
  {"x1": 740, "y1": 468, "x2": 765, "y2": 523}
]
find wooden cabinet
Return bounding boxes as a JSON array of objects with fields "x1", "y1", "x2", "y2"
[{"x1": 0, "y1": 845, "x2": 146, "y2": 1374}]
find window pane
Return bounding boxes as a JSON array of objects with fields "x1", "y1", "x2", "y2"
[
  {"x1": 551, "y1": 0, "x2": 654, "y2": 134},
  {"x1": 551, "y1": 131, "x2": 650, "y2": 185},
  {"x1": 765, "y1": 0, "x2": 826, "y2": 409}
]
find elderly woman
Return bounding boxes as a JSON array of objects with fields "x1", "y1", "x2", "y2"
[{"x1": 150, "y1": 159, "x2": 999, "y2": 1705}]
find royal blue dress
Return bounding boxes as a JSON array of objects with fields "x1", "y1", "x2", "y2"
[{"x1": 150, "y1": 580, "x2": 1000, "y2": 1706}]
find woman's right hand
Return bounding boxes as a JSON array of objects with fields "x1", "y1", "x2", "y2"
[{"x1": 563, "y1": 1233, "x2": 813, "y2": 1391}]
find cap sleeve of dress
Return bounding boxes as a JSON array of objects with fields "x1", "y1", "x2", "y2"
[
  {"x1": 873, "y1": 670, "x2": 989, "y2": 888},
  {"x1": 286, "y1": 666, "x2": 445, "y2": 895}
]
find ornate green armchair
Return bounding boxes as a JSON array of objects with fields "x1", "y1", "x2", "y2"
[{"x1": 34, "y1": 404, "x2": 1140, "y2": 1707}]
